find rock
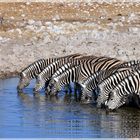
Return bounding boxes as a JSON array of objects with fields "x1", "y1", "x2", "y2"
[
  {"x1": 0, "y1": 36, "x2": 3, "y2": 41},
  {"x1": 34, "y1": 21, "x2": 42, "y2": 26},
  {"x1": 27, "y1": 19, "x2": 35, "y2": 25},
  {"x1": 10, "y1": 16, "x2": 14, "y2": 20},
  {"x1": 52, "y1": 15, "x2": 60, "y2": 21},
  {"x1": 21, "y1": 14, "x2": 25, "y2": 17},
  {"x1": 25, "y1": 2, "x2": 31, "y2": 5},
  {"x1": 129, "y1": 27, "x2": 139, "y2": 33},
  {"x1": 16, "y1": 28, "x2": 22, "y2": 34}
]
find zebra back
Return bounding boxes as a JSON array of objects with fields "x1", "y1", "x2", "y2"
[
  {"x1": 116, "y1": 60, "x2": 140, "y2": 71},
  {"x1": 20, "y1": 53, "x2": 82, "y2": 79},
  {"x1": 79, "y1": 57, "x2": 123, "y2": 83},
  {"x1": 51, "y1": 63, "x2": 75, "y2": 78},
  {"x1": 20, "y1": 58, "x2": 55, "y2": 79}
]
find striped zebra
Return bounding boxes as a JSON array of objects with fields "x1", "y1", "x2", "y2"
[
  {"x1": 48, "y1": 57, "x2": 123, "y2": 97},
  {"x1": 97, "y1": 68, "x2": 134, "y2": 108},
  {"x1": 45, "y1": 55, "x2": 99, "y2": 94},
  {"x1": 33, "y1": 55, "x2": 84, "y2": 92},
  {"x1": 45, "y1": 62, "x2": 77, "y2": 94},
  {"x1": 81, "y1": 60, "x2": 140, "y2": 103},
  {"x1": 34, "y1": 55, "x2": 98, "y2": 92},
  {"x1": 49, "y1": 65, "x2": 81, "y2": 96},
  {"x1": 117, "y1": 60, "x2": 140, "y2": 69},
  {"x1": 17, "y1": 53, "x2": 82, "y2": 92},
  {"x1": 106, "y1": 69, "x2": 140, "y2": 110}
]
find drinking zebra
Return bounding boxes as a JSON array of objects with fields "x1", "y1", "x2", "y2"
[
  {"x1": 97, "y1": 68, "x2": 134, "y2": 108},
  {"x1": 106, "y1": 69, "x2": 140, "y2": 110},
  {"x1": 34, "y1": 55, "x2": 98, "y2": 92},
  {"x1": 48, "y1": 57, "x2": 123, "y2": 98},
  {"x1": 45, "y1": 62, "x2": 76, "y2": 94},
  {"x1": 48, "y1": 65, "x2": 81, "y2": 96},
  {"x1": 81, "y1": 60, "x2": 140, "y2": 104},
  {"x1": 17, "y1": 53, "x2": 82, "y2": 92}
]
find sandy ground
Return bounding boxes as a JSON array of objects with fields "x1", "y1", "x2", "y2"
[{"x1": 0, "y1": 2, "x2": 140, "y2": 78}]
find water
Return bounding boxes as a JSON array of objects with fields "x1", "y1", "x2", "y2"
[{"x1": 0, "y1": 78, "x2": 140, "y2": 138}]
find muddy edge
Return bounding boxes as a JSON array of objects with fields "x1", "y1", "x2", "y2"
[{"x1": 0, "y1": 2, "x2": 140, "y2": 79}]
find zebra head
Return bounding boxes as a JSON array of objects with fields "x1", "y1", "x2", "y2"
[
  {"x1": 105, "y1": 92, "x2": 127, "y2": 110},
  {"x1": 45, "y1": 79, "x2": 58, "y2": 95},
  {"x1": 17, "y1": 72, "x2": 30, "y2": 92},
  {"x1": 34, "y1": 75, "x2": 45, "y2": 92},
  {"x1": 49, "y1": 78, "x2": 61, "y2": 95},
  {"x1": 96, "y1": 86, "x2": 109, "y2": 108},
  {"x1": 80, "y1": 88, "x2": 95, "y2": 104}
]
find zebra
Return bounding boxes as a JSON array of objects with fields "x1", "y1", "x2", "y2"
[
  {"x1": 97, "y1": 68, "x2": 135, "y2": 108},
  {"x1": 17, "y1": 53, "x2": 82, "y2": 92},
  {"x1": 105, "y1": 69, "x2": 140, "y2": 110},
  {"x1": 33, "y1": 55, "x2": 83, "y2": 92},
  {"x1": 48, "y1": 57, "x2": 124, "y2": 97},
  {"x1": 45, "y1": 55, "x2": 99, "y2": 93},
  {"x1": 97, "y1": 60, "x2": 140, "y2": 107},
  {"x1": 34, "y1": 55, "x2": 99, "y2": 92},
  {"x1": 81, "y1": 60, "x2": 140, "y2": 103},
  {"x1": 45, "y1": 62, "x2": 77, "y2": 94},
  {"x1": 48, "y1": 65, "x2": 81, "y2": 96}
]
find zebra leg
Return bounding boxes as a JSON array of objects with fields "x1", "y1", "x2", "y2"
[
  {"x1": 45, "y1": 80, "x2": 50, "y2": 90},
  {"x1": 64, "y1": 84, "x2": 70, "y2": 94},
  {"x1": 75, "y1": 83, "x2": 82, "y2": 101},
  {"x1": 134, "y1": 95, "x2": 140, "y2": 108},
  {"x1": 130, "y1": 94, "x2": 140, "y2": 108}
]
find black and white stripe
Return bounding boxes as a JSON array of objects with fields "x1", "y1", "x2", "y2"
[
  {"x1": 81, "y1": 60, "x2": 140, "y2": 102},
  {"x1": 17, "y1": 53, "x2": 81, "y2": 91},
  {"x1": 49, "y1": 65, "x2": 81, "y2": 95},
  {"x1": 34, "y1": 54, "x2": 82, "y2": 92},
  {"x1": 49, "y1": 57, "x2": 123, "y2": 96},
  {"x1": 106, "y1": 69, "x2": 140, "y2": 110},
  {"x1": 97, "y1": 69, "x2": 134, "y2": 108},
  {"x1": 45, "y1": 62, "x2": 77, "y2": 94}
]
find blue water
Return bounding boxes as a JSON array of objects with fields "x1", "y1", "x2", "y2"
[{"x1": 0, "y1": 78, "x2": 140, "y2": 138}]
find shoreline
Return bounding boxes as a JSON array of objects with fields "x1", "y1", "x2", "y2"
[{"x1": 0, "y1": 71, "x2": 19, "y2": 79}]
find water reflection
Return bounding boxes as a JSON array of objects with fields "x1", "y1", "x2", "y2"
[{"x1": 0, "y1": 78, "x2": 140, "y2": 138}]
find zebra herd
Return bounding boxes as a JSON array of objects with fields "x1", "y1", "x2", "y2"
[{"x1": 17, "y1": 53, "x2": 140, "y2": 110}]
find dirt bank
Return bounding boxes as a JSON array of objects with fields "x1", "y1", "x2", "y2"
[{"x1": 0, "y1": 2, "x2": 140, "y2": 78}]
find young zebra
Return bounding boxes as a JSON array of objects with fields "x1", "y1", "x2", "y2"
[
  {"x1": 81, "y1": 60, "x2": 140, "y2": 103},
  {"x1": 17, "y1": 53, "x2": 82, "y2": 92},
  {"x1": 48, "y1": 57, "x2": 123, "y2": 97},
  {"x1": 106, "y1": 69, "x2": 140, "y2": 110}
]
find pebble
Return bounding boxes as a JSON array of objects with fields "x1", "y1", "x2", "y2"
[
  {"x1": 16, "y1": 28, "x2": 22, "y2": 34},
  {"x1": 28, "y1": 19, "x2": 35, "y2": 25},
  {"x1": 34, "y1": 21, "x2": 42, "y2": 26},
  {"x1": 0, "y1": 36, "x2": 3, "y2": 41}
]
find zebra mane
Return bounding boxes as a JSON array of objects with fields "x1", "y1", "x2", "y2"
[{"x1": 53, "y1": 77, "x2": 59, "y2": 82}]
